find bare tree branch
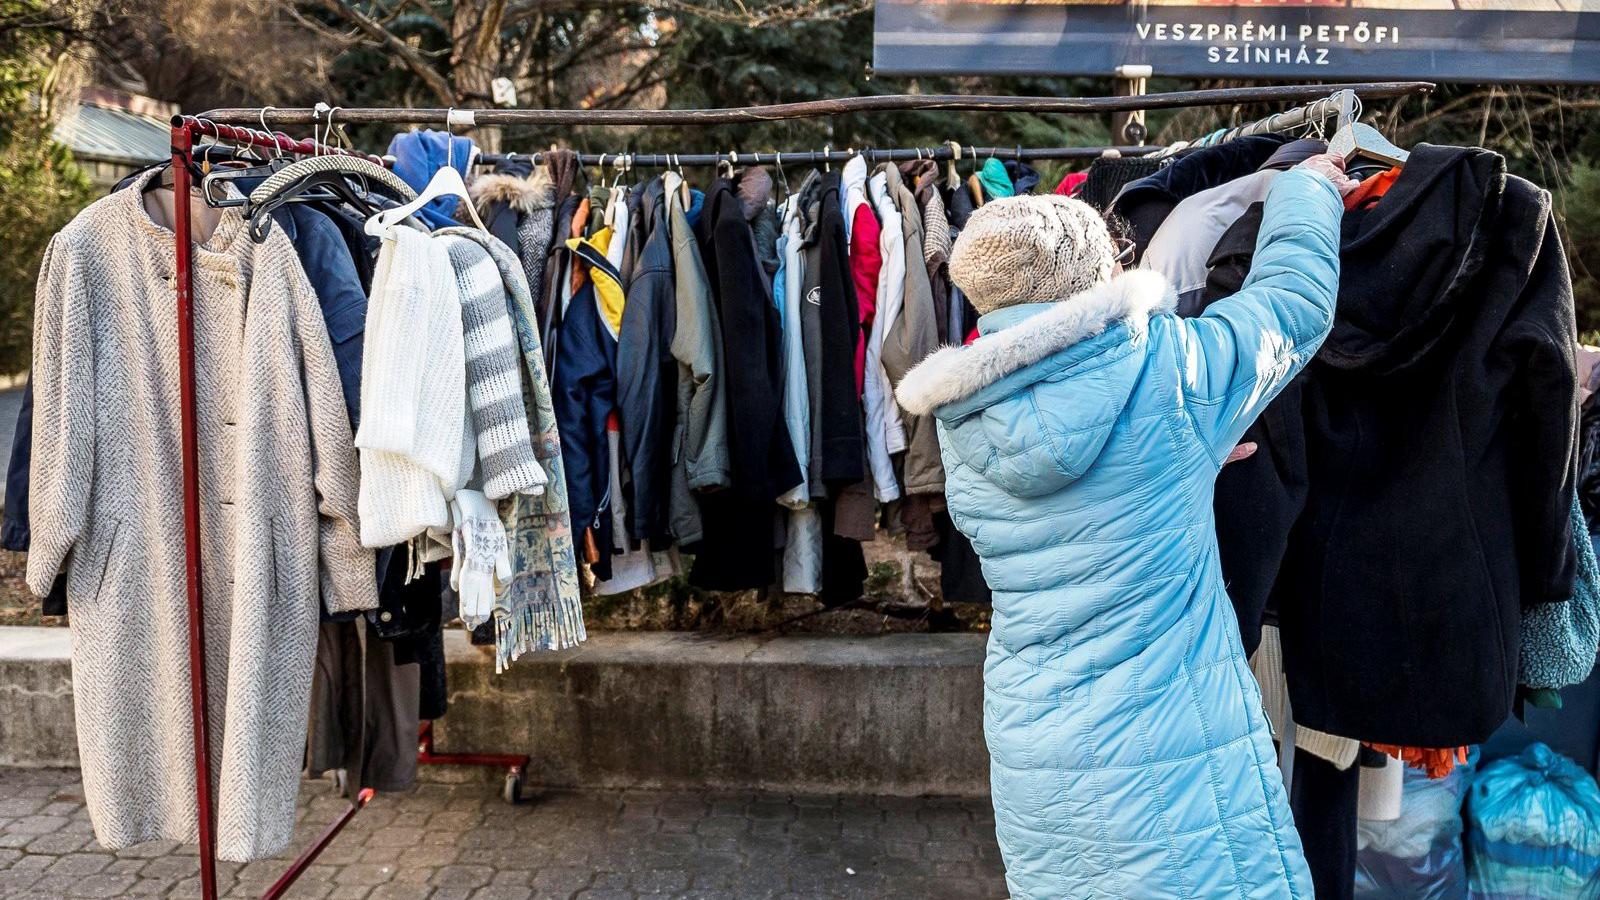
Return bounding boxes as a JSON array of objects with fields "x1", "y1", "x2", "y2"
[{"x1": 309, "y1": 0, "x2": 455, "y2": 105}]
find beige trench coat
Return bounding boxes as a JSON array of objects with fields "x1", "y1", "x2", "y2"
[{"x1": 27, "y1": 171, "x2": 376, "y2": 861}]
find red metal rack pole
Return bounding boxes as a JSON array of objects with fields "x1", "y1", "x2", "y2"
[
  {"x1": 170, "y1": 118, "x2": 220, "y2": 900},
  {"x1": 260, "y1": 789, "x2": 376, "y2": 900},
  {"x1": 168, "y1": 115, "x2": 385, "y2": 900}
]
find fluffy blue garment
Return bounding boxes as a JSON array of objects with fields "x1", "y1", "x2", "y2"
[
  {"x1": 385, "y1": 129, "x2": 476, "y2": 229},
  {"x1": 1520, "y1": 491, "x2": 1600, "y2": 691}
]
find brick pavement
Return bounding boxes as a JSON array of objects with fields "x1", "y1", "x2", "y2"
[{"x1": 0, "y1": 768, "x2": 1007, "y2": 899}]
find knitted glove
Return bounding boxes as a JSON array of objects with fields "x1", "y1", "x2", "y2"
[
  {"x1": 450, "y1": 489, "x2": 511, "y2": 630},
  {"x1": 1296, "y1": 153, "x2": 1359, "y2": 197}
]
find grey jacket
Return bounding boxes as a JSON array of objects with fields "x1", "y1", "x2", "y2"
[
  {"x1": 617, "y1": 178, "x2": 678, "y2": 545},
  {"x1": 664, "y1": 172, "x2": 730, "y2": 544},
  {"x1": 877, "y1": 164, "x2": 944, "y2": 496}
]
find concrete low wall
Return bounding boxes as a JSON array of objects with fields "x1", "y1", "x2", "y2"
[
  {"x1": 439, "y1": 631, "x2": 990, "y2": 796},
  {"x1": 0, "y1": 627, "x2": 77, "y2": 768},
  {"x1": 0, "y1": 626, "x2": 990, "y2": 796}
]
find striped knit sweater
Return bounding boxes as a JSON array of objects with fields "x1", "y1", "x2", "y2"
[{"x1": 439, "y1": 235, "x2": 547, "y2": 499}]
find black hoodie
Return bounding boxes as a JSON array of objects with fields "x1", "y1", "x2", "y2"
[{"x1": 1203, "y1": 145, "x2": 1579, "y2": 747}]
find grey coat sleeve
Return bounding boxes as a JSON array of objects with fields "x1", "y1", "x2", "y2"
[
  {"x1": 290, "y1": 258, "x2": 379, "y2": 614},
  {"x1": 24, "y1": 235, "x2": 95, "y2": 597}
]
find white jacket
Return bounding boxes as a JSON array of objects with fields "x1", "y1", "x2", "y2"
[{"x1": 863, "y1": 172, "x2": 906, "y2": 501}]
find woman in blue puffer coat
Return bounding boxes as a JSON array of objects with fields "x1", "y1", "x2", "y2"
[{"x1": 895, "y1": 157, "x2": 1353, "y2": 899}]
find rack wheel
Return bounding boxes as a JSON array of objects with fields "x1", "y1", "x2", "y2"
[{"x1": 503, "y1": 771, "x2": 522, "y2": 804}]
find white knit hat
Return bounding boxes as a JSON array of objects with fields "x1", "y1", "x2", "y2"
[{"x1": 950, "y1": 194, "x2": 1116, "y2": 315}]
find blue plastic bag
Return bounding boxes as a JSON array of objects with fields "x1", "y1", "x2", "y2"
[
  {"x1": 1355, "y1": 758, "x2": 1471, "y2": 899},
  {"x1": 1466, "y1": 742, "x2": 1600, "y2": 899}
]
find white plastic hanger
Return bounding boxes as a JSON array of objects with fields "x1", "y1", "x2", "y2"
[{"x1": 365, "y1": 109, "x2": 488, "y2": 236}]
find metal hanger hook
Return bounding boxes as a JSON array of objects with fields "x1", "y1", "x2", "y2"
[
  {"x1": 258, "y1": 106, "x2": 283, "y2": 160},
  {"x1": 444, "y1": 108, "x2": 455, "y2": 169}
]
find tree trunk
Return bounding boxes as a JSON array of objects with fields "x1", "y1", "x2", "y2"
[{"x1": 450, "y1": 0, "x2": 509, "y2": 153}]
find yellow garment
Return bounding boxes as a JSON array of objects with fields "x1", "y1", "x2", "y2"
[{"x1": 565, "y1": 227, "x2": 625, "y2": 337}]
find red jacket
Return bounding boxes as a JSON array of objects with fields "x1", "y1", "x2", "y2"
[{"x1": 848, "y1": 203, "x2": 882, "y2": 396}]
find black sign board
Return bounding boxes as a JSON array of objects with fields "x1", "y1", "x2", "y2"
[{"x1": 873, "y1": 1, "x2": 1600, "y2": 84}]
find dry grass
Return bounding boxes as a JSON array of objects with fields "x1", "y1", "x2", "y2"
[{"x1": 0, "y1": 550, "x2": 55, "y2": 627}]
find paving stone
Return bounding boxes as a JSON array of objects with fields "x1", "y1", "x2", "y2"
[
  {"x1": 0, "y1": 768, "x2": 1006, "y2": 899},
  {"x1": 531, "y1": 864, "x2": 596, "y2": 895},
  {"x1": 0, "y1": 868, "x2": 42, "y2": 893},
  {"x1": 44, "y1": 850, "x2": 112, "y2": 875},
  {"x1": 334, "y1": 862, "x2": 397, "y2": 886},
  {"x1": 432, "y1": 863, "x2": 493, "y2": 890},
  {"x1": 471, "y1": 885, "x2": 541, "y2": 900},
  {"x1": 12, "y1": 853, "x2": 53, "y2": 870},
  {"x1": 26, "y1": 830, "x2": 91, "y2": 854},
  {"x1": 9, "y1": 814, "x2": 68, "y2": 834},
  {"x1": 0, "y1": 798, "x2": 46, "y2": 817}
]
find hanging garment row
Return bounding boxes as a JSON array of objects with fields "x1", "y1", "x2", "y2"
[
  {"x1": 11, "y1": 122, "x2": 1099, "y2": 863},
  {"x1": 1076, "y1": 129, "x2": 1599, "y2": 900},
  {"x1": 32, "y1": 85, "x2": 1587, "y2": 882}
]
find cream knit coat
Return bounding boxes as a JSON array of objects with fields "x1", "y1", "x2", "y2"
[{"x1": 27, "y1": 171, "x2": 378, "y2": 862}]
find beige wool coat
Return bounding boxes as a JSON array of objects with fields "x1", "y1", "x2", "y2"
[{"x1": 27, "y1": 171, "x2": 377, "y2": 862}]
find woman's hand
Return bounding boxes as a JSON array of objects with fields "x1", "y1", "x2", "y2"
[
  {"x1": 1296, "y1": 153, "x2": 1359, "y2": 197},
  {"x1": 1224, "y1": 443, "x2": 1258, "y2": 466}
]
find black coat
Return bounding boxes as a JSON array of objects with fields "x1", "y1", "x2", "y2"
[
  {"x1": 1203, "y1": 145, "x2": 1579, "y2": 746},
  {"x1": 688, "y1": 179, "x2": 802, "y2": 590},
  {"x1": 815, "y1": 173, "x2": 866, "y2": 488}
]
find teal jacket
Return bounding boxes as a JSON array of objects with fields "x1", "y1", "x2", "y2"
[{"x1": 897, "y1": 169, "x2": 1343, "y2": 899}]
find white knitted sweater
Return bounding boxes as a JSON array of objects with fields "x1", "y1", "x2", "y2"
[{"x1": 356, "y1": 225, "x2": 466, "y2": 546}]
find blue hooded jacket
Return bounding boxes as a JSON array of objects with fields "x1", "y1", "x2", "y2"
[
  {"x1": 895, "y1": 169, "x2": 1342, "y2": 899},
  {"x1": 386, "y1": 129, "x2": 475, "y2": 229}
]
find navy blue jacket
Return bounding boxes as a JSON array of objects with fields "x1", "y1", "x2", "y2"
[
  {"x1": 552, "y1": 240, "x2": 621, "y2": 580},
  {"x1": 1110, "y1": 134, "x2": 1291, "y2": 259}
]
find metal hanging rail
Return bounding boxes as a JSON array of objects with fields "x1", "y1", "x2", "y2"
[
  {"x1": 198, "y1": 81, "x2": 1432, "y2": 127},
  {"x1": 1197, "y1": 87, "x2": 1364, "y2": 147},
  {"x1": 475, "y1": 145, "x2": 1160, "y2": 169}
]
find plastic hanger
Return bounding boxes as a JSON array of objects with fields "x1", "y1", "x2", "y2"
[
  {"x1": 365, "y1": 109, "x2": 487, "y2": 236},
  {"x1": 1327, "y1": 93, "x2": 1408, "y2": 168},
  {"x1": 1329, "y1": 122, "x2": 1409, "y2": 167}
]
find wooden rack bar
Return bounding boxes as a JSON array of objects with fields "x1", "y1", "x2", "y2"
[{"x1": 198, "y1": 81, "x2": 1433, "y2": 128}]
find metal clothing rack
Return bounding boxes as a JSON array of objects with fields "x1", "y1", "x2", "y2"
[{"x1": 161, "y1": 79, "x2": 1431, "y2": 900}]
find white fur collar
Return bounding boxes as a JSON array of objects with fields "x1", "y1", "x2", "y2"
[
  {"x1": 468, "y1": 170, "x2": 555, "y2": 217},
  {"x1": 895, "y1": 269, "x2": 1175, "y2": 416}
]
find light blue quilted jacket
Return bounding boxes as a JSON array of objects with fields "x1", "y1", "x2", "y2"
[{"x1": 896, "y1": 169, "x2": 1343, "y2": 899}]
